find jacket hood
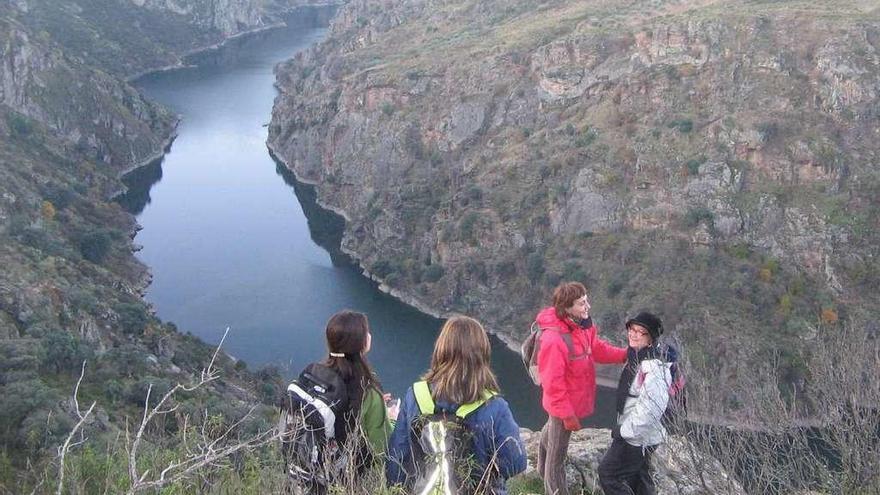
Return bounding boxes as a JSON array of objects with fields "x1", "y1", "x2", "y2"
[{"x1": 536, "y1": 307, "x2": 566, "y2": 330}]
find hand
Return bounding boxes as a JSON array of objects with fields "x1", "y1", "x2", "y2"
[
  {"x1": 611, "y1": 425, "x2": 622, "y2": 439},
  {"x1": 562, "y1": 416, "x2": 581, "y2": 431},
  {"x1": 384, "y1": 394, "x2": 400, "y2": 421}
]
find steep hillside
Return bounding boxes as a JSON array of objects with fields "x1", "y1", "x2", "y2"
[
  {"x1": 269, "y1": 0, "x2": 880, "y2": 402},
  {"x1": 0, "y1": 0, "x2": 322, "y2": 487},
  {"x1": 5, "y1": 0, "x2": 307, "y2": 77}
]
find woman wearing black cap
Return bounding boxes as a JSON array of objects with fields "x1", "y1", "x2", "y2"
[{"x1": 597, "y1": 312, "x2": 672, "y2": 495}]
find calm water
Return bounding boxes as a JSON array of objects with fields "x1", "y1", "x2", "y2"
[{"x1": 119, "y1": 7, "x2": 615, "y2": 430}]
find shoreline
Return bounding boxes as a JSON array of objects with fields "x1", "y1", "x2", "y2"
[
  {"x1": 266, "y1": 141, "x2": 623, "y2": 388},
  {"x1": 126, "y1": 21, "x2": 287, "y2": 83},
  {"x1": 109, "y1": 124, "x2": 179, "y2": 201}
]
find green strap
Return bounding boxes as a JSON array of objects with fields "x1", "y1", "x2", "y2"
[
  {"x1": 413, "y1": 381, "x2": 435, "y2": 415},
  {"x1": 455, "y1": 389, "x2": 497, "y2": 418},
  {"x1": 413, "y1": 381, "x2": 497, "y2": 418}
]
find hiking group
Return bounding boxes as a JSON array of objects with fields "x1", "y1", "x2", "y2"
[{"x1": 281, "y1": 281, "x2": 682, "y2": 495}]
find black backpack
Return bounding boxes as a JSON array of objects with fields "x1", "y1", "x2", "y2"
[
  {"x1": 408, "y1": 381, "x2": 497, "y2": 495},
  {"x1": 280, "y1": 363, "x2": 351, "y2": 493}
]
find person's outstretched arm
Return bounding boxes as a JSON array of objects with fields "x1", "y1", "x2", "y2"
[{"x1": 591, "y1": 326, "x2": 627, "y2": 364}]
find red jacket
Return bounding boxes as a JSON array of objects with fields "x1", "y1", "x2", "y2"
[{"x1": 536, "y1": 307, "x2": 626, "y2": 419}]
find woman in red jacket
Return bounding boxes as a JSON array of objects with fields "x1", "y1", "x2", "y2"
[{"x1": 536, "y1": 281, "x2": 626, "y2": 495}]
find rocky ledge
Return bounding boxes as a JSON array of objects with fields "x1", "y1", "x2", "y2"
[{"x1": 517, "y1": 428, "x2": 744, "y2": 495}]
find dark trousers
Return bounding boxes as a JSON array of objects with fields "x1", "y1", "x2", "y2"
[
  {"x1": 537, "y1": 416, "x2": 572, "y2": 495},
  {"x1": 598, "y1": 438, "x2": 657, "y2": 495}
]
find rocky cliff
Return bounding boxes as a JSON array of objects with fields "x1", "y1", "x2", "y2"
[{"x1": 269, "y1": 0, "x2": 880, "y2": 398}]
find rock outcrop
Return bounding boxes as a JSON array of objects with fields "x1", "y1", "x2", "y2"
[{"x1": 517, "y1": 427, "x2": 745, "y2": 495}]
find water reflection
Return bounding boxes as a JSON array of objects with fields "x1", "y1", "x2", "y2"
[
  {"x1": 118, "y1": 156, "x2": 165, "y2": 215},
  {"x1": 273, "y1": 160, "x2": 347, "y2": 265}
]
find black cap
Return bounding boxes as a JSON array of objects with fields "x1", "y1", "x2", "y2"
[{"x1": 626, "y1": 312, "x2": 663, "y2": 341}]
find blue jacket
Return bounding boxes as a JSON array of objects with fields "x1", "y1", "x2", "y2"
[{"x1": 386, "y1": 385, "x2": 527, "y2": 494}]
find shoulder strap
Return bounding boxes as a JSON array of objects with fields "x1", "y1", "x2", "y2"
[
  {"x1": 543, "y1": 326, "x2": 588, "y2": 361},
  {"x1": 413, "y1": 381, "x2": 435, "y2": 415},
  {"x1": 413, "y1": 381, "x2": 498, "y2": 418},
  {"x1": 455, "y1": 390, "x2": 498, "y2": 418}
]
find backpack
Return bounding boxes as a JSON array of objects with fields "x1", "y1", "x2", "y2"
[
  {"x1": 520, "y1": 320, "x2": 589, "y2": 385},
  {"x1": 409, "y1": 381, "x2": 497, "y2": 495},
  {"x1": 280, "y1": 363, "x2": 351, "y2": 492},
  {"x1": 660, "y1": 344, "x2": 687, "y2": 428},
  {"x1": 633, "y1": 344, "x2": 687, "y2": 429}
]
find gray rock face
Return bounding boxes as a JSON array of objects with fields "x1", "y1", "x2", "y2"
[
  {"x1": 0, "y1": 19, "x2": 175, "y2": 171},
  {"x1": 551, "y1": 167, "x2": 622, "y2": 234},
  {"x1": 131, "y1": 0, "x2": 265, "y2": 35}
]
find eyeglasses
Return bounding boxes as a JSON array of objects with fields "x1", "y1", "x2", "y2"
[{"x1": 627, "y1": 326, "x2": 649, "y2": 337}]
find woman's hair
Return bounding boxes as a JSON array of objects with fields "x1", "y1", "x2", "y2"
[
  {"x1": 552, "y1": 281, "x2": 588, "y2": 320},
  {"x1": 324, "y1": 310, "x2": 380, "y2": 410},
  {"x1": 423, "y1": 315, "x2": 499, "y2": 405}
]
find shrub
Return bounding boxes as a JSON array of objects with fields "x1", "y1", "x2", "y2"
[
  {"x1": 7, "y1": 113, "x2": 34, "y2": 137},
  {"x1": 40, "y1": 201, "x2": 56, "y2": 221},
  {"x1": 526, "y1": 253, "x2": 545, "y2": 282},
  {"x1": 42, "y1": 184, "x2": 76, "y2": 210},
  {"x1": 79, "y1": 230, "x2": 113, "y2": 263},
  {"x1": 465, "y1": 185, "x2": 483, "y2": 203},
  {"x1": 496, "y1": 260, "x2": 516, "y2": 277},
  {"x1": 820, "y1": 308, "x2": 838, "y2": 325},
  {"x1": 684, "y1": 206, "x2": 714, "y2": 228},
  {"x1": 423, "y1": 264, "x2": 444, "y2": 282},
  {"x1": 757, "y1": 122, "x2": 778, "y2": 143},
  {"x1": 380, "y1": 102, "x2": 395, "y2": 116},
  {"x1": 114, "y1": 302, "x2": 150, "y2": 335},
  {"x1": 429, "y1": 150, "x2": 443, "y2": 166},
  {"x1": 371, "y1": 259, "x2": 393, "y2": 278},
  {"x1": 606, "y1": 273, "x2": 627, "y2": 297},
  {"x1": 685, "y1": 156, "x2": 705, "y2": 176},
  {"x1": 459, "y1": 212, "x2": 480, "y2": 242},
  {"x1": 41, "y1": 331, "x2": 89, "y2": 374},
  {"x1": 668, "y1": 118, "x2": 694, "y2": 133},
  {"x1": 575, "y1": 127, "x2": 598, "y2": 147}
]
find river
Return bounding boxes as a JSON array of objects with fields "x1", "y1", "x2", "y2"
[{"x1": 117, "y1": 6, "x2": 616, "y2": 431}]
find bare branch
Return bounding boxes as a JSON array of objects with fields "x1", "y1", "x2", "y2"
[{"x1": 56, "y1": 361, "x2": 96, "y2": 495}]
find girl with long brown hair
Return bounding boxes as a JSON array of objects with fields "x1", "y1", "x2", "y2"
[
  {"x1": 322, "y1": 310, "x2": 394, "y2": 455},
  {"x1": 386, "y1": 315, "x2": 526, "y2": 494}
]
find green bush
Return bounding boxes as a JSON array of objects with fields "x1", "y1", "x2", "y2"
[
  {"x1": 0, "y1": 380, "x2": 58, "y2": 448},
  {"x1": 526, "y1": 253, "x2": 545, "y2": 282},
  {"x1": 424, "y1": 264, "x2": 444, "y2": 282},
  {"x1": 686, "y1": 156, "x2": 706, "y2": 176},
  {"x1": 114, "y1": 302, "x2": 150, "y2": 335},
  {"x1": 459, "y1": 212, "x2": 480, "y2": 242},
  {"x1": 575, "y1": 127, "x2": 598, "y2": 147},
  {"x1": 41, "y1": 331, "x2": 89, "y2": 374},
  {"x1": 372, "y1": 259, "x2": 394, "y2": 278},
  {"x1": 7, "y1": 113, "x2": 34, "y2": 137},
  {"x1": 79, "y1": 230, "x2": 113, "y2": 264},
  {"x1": 667, "y1": 118, "x2": 694, "y2": 133},
  {"x1": 684, "y1": 206, "x2": 714, "y2": 228}
]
